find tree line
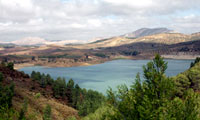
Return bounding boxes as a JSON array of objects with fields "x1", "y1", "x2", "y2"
[{"x1": 30, "y1": 71, "x2": 105, "y2": 116}]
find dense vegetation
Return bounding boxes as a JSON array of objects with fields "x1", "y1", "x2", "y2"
[
  {"x1": 30, "y1": 71, "x2": 105, "y2": 116},
  {"x1": 83, "y1": 55, "x2": 200, "y2": 120},
  {"x1": 121, "y1": 50, "x2": 140, "y2": 56},
  {"x1": 0, "y1": 65, "x2": 15, "y2": 119},
  {"x1": 38, "y1": 54, "x2": 82, "y2": 59},
  {"x1": 94, "y1": 53, "x2": 108, "y2": 58}
]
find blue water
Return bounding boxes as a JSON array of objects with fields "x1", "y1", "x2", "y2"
[{"x1": 20, "y1": 59, "x2": 193, "y2": 94}]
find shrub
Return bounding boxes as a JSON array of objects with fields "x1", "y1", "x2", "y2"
[
  {"x1": 43, "y1": 104, "x2": 52, "y2": 120},
  {"x1": 66, "y1": 116, "x2": 77, "y2": 120},
  {"x1": 7, "y1": 62, "x2": 14, "y2": 70},
  {"x1": 35, "y1": 93, "x2": 41, "y2": 99}
]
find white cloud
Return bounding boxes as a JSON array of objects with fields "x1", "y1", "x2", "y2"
[
  {"x1": 0, "y1": 0, "x2": 200, "y2": 42},
  {"x1": 104, "y1": 0, "x2": 154, "y2": 7},
  {"x1": 1, "y1": 0, "x2": 33, "y2": 10},
  {"x1": 70, "y1": 23, "x2": 86, "y2": 28},
  {"x1": 88, "y1": 19, "x2": 102, "y2": 27}
]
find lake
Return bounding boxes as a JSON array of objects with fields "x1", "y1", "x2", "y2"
[{"x1": 20, "y1": 59, "x2": 193, "y2": 94}]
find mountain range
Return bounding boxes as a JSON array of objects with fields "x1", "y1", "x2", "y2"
[
  {"x1": 2, "y1": 27, "x2": 198, "y2": 47},
  {"x1": 72, "y1": 28, "x2": 200, "y2": 49},
  {"x1": 1, "y1": 27, "x2": 200, "y2": 60}
]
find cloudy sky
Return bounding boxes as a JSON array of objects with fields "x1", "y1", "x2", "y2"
[{"x1": 0, "y1": 0, "x2": 200, "y2": 42}]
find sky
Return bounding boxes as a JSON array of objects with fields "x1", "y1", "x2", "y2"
[{"x1": 0, "y1": 0, "x2": 200, "y2": 42}]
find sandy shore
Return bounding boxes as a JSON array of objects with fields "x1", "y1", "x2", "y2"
[
  {"x1": 162, "y1": 55, "x2": 200, "y2": 60},
  {"x1": 14, "y1": 62, "x2": 96, "y2": 70},
  {"x1": 15, "y1": 55, "x2": 198, "y2": 70},
  {"x1": 14, "y1": 63, "x2": 35, "y2": 70}
]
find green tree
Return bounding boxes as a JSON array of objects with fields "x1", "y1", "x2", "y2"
[
  {"x1": 67, "y1": 79, "x2": 75, "y2": 90},
  {"x1": 173, "y1": 74, "x2": 190, "y2": 97},
  {"x1": 190, "y1": 57, "x2": 200, "y2": 68},
  {"x1": 72, "y1": 84, "x2": 81, "y2": 108},
  {"x1": 0, "y1": 105, "x2": 17, "y2": 120},
  {"x1": 31, "y1": 71, "x2": 36, "y2": 80},
  {"x1": 40, "y1": 74, "x2": 47, "y2": 88},
  {"x1": 43, "y1": 104, "x2": 52, "y2": 120},
  {"x1": 77, "y1": 89, "x2": 105, "y2": 116},
  {"x1": 46, "y1": 74, "x2": 54, "y2": 85},
  {"x1": 0, "y1": 83, "x2": 15, "y2": 108},
  {"x1": 187, "y1": 68, "x2": 200, "y2": 91},
  {"x1": 52, "y1": 77, "x2": 67, "y2": 98},
  {"x1": 31, "y1": 71, "x2": 42, "y2": 81},
  {"x1": 66, "y1": 79, "x2": 75, "y2": 105}
]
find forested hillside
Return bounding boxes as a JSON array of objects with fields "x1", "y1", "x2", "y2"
[{"x1": 0, "y1": 62, "x2": 104, "y2": 120}]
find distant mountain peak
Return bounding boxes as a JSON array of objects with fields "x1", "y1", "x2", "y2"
[
  {"x1": 124, "y1": 27, "x2": 174, "y2": 38},
  {"x1": 12, "y1": 37, "x2": 47, "y2": 46},
  {"x1": 11, "y1": 37, "x2": 83, "y2": 46}
]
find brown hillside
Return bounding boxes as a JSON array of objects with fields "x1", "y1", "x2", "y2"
[{"x1": 0, "y1": 65, "x2": 79, "y2": 120}]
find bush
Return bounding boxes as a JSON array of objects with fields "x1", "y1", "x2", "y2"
[
  {"x1": 18, "y1": 99, "x2": 28, "y2": 120},
  {"x1": 7, "y1": 62, "x2": 14, "y2": 70}
]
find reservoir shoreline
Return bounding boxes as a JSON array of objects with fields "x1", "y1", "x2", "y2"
[{"x1": 15, "y1": 54, "x2": 198, "y2": 70}]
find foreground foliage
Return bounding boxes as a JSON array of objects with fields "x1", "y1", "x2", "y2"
[
  {"x1": 94, "y1": 55, "x2": 200, "y2": 120},
  {"x1": 0, "y1": 65, "x2": 16, "y2": 119}
]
